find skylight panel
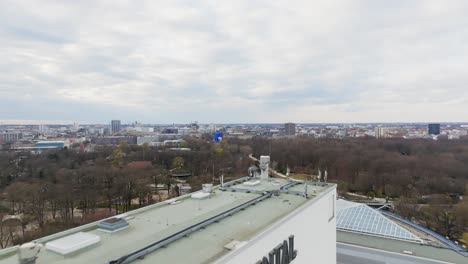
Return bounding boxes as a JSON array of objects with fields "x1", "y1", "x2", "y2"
[{"x1": 336, "y1": 201, "x2": 422, "y2": 243}]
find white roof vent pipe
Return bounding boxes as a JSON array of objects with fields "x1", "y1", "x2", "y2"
[
  {"x1": 192, "y1": 192, "x2": 211, "y2": 199},
  {"x1": 202, "y1": 184, "x2": 213, "y2": 193},
  {"x1": 18, "y1": 242, "x2": 43, "y2": 264},
  {"x1": 193, "y1": 183, "x2": 213, "y2": 199}
]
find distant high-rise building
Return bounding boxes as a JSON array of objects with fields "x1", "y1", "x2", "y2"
[
  {"x1": 0, "y1": 132, "x2": 23, "y2": 143},
  {"x1": 38, "y1": 124, "x2": 47, "y2": 133},
  {"x1": 428, "y1": 124, "x2": 440, "y2": 135},
  {"x1": 375, "y1": 127, "x2": 387, "y2": 138},
  {"x1": 72, "y1": 122, "x2": 80, "y2": 132},
  {"x1": 162, "y1": 128, "x2": 178, "y2": 134},
  {"x1": 285, "y1": 122, "x2": 296, "y2": 136},
  {"x1": 111, "y1": 120, "x2": 121, "y2": 134},
  {"x1": 209, "y1": 123, "x2": 217, "y2": 132}
]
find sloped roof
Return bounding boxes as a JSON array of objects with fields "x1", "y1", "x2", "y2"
[{"x1": 336, "y1": 200, "x2": 422, "y2": 243}]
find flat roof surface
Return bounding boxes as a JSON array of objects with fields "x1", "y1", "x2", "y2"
[
  {"x1": 337, "y1": 242, "x2": 455, "y2": 264},
  {"x1": 0, "y1": 178, "x2": 334, "y2": 264},
  {"x1": 337, "y1": 231, "x2": 468, "y2": 264}
]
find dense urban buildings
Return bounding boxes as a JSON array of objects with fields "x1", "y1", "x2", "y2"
[
  {"x1": 92, "y1": 136, "x2": 137, "y2": 145},
  {"x1": 1, "y1": 122, "x2": 468, "y2": 152}
]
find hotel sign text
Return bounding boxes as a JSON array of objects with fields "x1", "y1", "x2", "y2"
[{"x1": 255, "y1": 235, "x2": 297, "y2": 264}]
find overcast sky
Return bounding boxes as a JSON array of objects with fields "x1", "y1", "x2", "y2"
[{"x1": 1, "y1": 0, "x2": 468, "y2": 124}]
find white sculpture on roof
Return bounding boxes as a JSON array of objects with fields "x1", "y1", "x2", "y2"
[{"x1": 259, "y1": 156, "x2": 270, "y2": 181}]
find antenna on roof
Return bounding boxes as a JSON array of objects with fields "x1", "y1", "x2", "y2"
[{"x1": 212, "y1": 162, "x2": 215, "y2": 184}]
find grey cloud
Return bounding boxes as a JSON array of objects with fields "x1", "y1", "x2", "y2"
[{"x1": 1, "y1": 0, "x2": 468, "y2": 123}]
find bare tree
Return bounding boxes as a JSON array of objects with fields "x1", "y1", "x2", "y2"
[{"x1": 0, "y1": 218, "x2": 22, "y2": 249}]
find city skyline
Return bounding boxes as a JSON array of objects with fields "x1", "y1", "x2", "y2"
[
  {"x1": 1, "y1": 1, "x2": 468, "y2": 124},
  {"x1": 1, "y1": 119, "x2": 467, "y2": 126}
]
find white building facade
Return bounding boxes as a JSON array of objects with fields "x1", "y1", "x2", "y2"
[{"x1": 218, "y1": 186, "x2": 336, "y2": 264}]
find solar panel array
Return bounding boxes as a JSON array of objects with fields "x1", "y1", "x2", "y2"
[{"x1": 337, "y1": 203, "x2": 422, "y2": 243}]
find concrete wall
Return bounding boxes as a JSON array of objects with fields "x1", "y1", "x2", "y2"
[{"x1": 218, "y1": 186, "x2": 337, "y2": 264}]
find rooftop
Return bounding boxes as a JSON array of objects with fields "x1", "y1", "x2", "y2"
[
  {"x1": 336, "y1": 200, "x2": 468, "y2": 263},
  {"x1": 0, "y1": 177, "x2": 335, "y2": 264},
  {"x1": 336, "y1": 199, "x2": 422, "y2": 243}
]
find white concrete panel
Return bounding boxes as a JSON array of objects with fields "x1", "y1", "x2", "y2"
[
  {"x1": 45, "y1": 232, "x2": 100, "y2": 255},
  {"x1": 217, "y1": 186, "x2": 337, "y2": 264}
]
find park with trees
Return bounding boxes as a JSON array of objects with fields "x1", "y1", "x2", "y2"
[{"x1": 0, "y1": 136, "x2": 466, "y2": 248}]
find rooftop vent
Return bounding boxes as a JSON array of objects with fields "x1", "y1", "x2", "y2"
[
  {"x1": 45, "y1": 232, "x2": 100, "y2": 255},
  {"x1": 272, "y1": 180, "x2": 280, "y2": 186},
  {"x1": 243, "y1": 180, "x2": 260, "y2": 186},
  {"x1": 191, "y1": 192, "x2": 211, "y2": 199},
  {"x1": 192, "y1": 183, "x2": 214, "y2": 199},
  {"x1": 97, "y1": 217, "x2": 129, "y2": 233},
  {"x1": 18, "y1": 242, "x2": 42, "y2": 264},
  {"x1": 202, "y1": 183, "x2": 213, "y2": 193},
  {"x1": 224, "y1": 240, "x2": 247, "y2": 250}
]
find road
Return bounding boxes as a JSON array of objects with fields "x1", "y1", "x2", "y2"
[{"x1": 337, "y1": 243, "x2": 455, "y2": 264}]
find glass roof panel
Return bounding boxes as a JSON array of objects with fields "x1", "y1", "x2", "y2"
[{"x1": 336, "y1": 200, "x2": 422, "y2": 243}]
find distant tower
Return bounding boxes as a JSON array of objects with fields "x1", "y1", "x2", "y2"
[
  {"x1": 285, "y1": 123, "x2": 296, "y2": 136},
  {"x1": 38, "y1": 124, "x2": 47, "y2": 133},
  {"x1": 111, "y1": 120, "x2": 121, "y2": 134},
  {"x1": 259, "y1": 156, "x2": 270, "y2": 181},
  {"x1": 209, "y1": 123, "x2": 217, "y2": 132},
  {"x1": 375, "y1": 127, "x2": 386, "y2": 139},
  {"x1": 428, "y1": 124, "x2": 440, "y2": 135},
  {"x1": 72, "y1": 122, "x2": 79, "y2": 131}
]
